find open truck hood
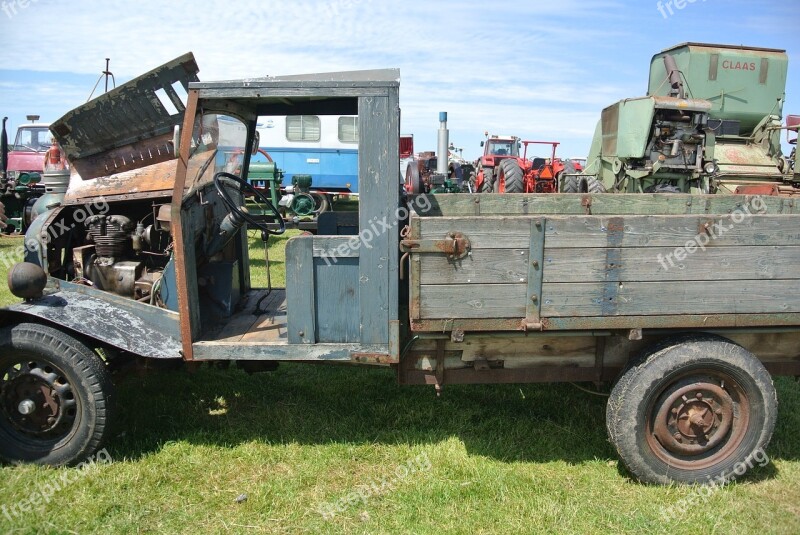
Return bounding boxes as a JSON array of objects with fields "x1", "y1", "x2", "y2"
[{"x1": 50, "y1": 53, "x2": 199, "y2": 202}]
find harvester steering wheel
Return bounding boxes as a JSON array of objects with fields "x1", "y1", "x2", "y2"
[{"x1": 214, "y1": 172, "x2": 285, "y2": 235}]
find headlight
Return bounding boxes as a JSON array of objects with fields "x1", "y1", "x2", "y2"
[{"x1": 703, "y1": 161, "x2": 719, "y2": 175}]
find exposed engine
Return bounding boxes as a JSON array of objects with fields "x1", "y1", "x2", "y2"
[
  {"x1": 645, "y1": 109, "x2": 707, "y2": 174},
  {"x1": 70, "y1": 204, "x2": 173, "y2": 304}
]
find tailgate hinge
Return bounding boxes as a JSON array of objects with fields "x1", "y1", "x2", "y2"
[{"x1": 400, "y1": 231, "x2": 471, "y2": 260}]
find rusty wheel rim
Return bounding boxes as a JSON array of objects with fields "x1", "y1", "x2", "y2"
[
  {"x1": 645, "y1": 371, "x2": 750, "y2": 470},
  {"x1": 0, "y1": 358, "x2": 78, "y2": 443}
]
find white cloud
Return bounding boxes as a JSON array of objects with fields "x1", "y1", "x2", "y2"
[{"x1": 0, "y1": 0, "x2": 796, "y2": 158}]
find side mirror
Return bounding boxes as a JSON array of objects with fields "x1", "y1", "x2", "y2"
[
  {"x1": 252, "y1": 130, "x2": 260, "y2": 155},
  {"x1": 480, "y1": 141, "x2": 484, "y2": 147}
]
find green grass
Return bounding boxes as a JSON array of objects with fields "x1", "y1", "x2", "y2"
[{"x1": 0, "y1": 235, "x2": 799, "y2": 534}]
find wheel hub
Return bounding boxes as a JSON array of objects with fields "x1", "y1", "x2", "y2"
[
  {"x1": 1, "y1": 361, "x2": 76, "y2": 438},
  {"x1": 653, "y1": 382, "x2": 734, "y2": 456},
  {"x1": 17, "y1": 399, "x2": 36, "y2": 415}
]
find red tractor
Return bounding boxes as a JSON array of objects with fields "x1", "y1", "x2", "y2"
[
  {"x1": 473, "y1": 134, "x2": 520, "y2": 192},
  {"x1": 476, "y1": 137, "x2": 584, "y2": 194}
]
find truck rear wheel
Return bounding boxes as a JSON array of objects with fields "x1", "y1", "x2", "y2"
[
  {"x1": 606, "y1": 334, "x2": 776, "y2": 485},
  {"x1": 0, "y1": 323, "x2": 115, "y2": 466},
  {"x1": 495, "y1": 159, "x2": 524, "y2": 193}
]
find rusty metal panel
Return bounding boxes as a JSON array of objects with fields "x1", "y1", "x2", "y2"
[
  {"x1": 63, "y1": 157, "x2": 177, "y2": 203},
  {"x1": 3, "y1": 283, "x2": 181, "y2": 359},
  {"x1": 51, "y1": 53, "x2": 199, "y2": 162}
]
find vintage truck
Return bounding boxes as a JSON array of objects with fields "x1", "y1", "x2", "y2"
[{"x1": 1, "y1": 54, "x2": 798, "y2": 486}]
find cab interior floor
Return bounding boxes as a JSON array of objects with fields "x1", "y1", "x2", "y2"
[{"x1": 199, "y1": 289, "x2": 288, "y2": 345}]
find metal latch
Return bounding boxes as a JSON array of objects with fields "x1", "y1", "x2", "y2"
[{"x1": 399, "y1": 231, "x2": 471, "y2": 260}]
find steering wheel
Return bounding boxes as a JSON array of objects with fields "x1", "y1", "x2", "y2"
[{"x1": 213, "y1": 172, "x2": 285, "y2": 235}]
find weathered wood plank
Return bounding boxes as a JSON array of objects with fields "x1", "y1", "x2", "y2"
[
  {"x1": 543, "y1": 246, "x2": 800, "y2": 282},
  {"x1": 540, "y1": 280, "x2": 800, "y2": 317},
  {"x1": 358, "y1": 95, "x2": 393, "y2": 344},
  {"x1": 419, "y1": 217, "x2": 532, "y2": 249},
  {"x1": 546, "y1": 214, "x2": 800, "y2": 248},
  {"x1": 526, "y1": 219, "x2": 545, "y2": 321},
  {"x1": 417, "y1": 214, "x2": 800, "y2": 249},
  {"x1": 419, "y1": 249, "x2": 530, "y2": 285},
  {"x1": 211, "y1": 290, "x2": 274, "y2": 343},
  {"x1": 286, "y1": 237, "x2": 316, "y2": 344},
  {"x1": 312, "y1": 237, "x2": 361, "y2": 259},
  {"x1": 413, "y1": 193, "x2": 796, "y2": 217},
  {"x1": 192, "y1": 342, "x2": 390, "y2": 361},
  {"x1": 314, "y1": 257, "x2": 360, "y2": 343},
  {"x1": 419, "y1": 284, "x2": 527, "y2": 319}
]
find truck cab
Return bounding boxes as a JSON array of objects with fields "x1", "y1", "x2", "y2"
[{"x1": 0, "y1": 120, "x2": 52, "y2": 232}]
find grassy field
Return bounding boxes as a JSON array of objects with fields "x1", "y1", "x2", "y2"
[{"x1": 0, "y1": 234, "x2": 799, "y2": 534}]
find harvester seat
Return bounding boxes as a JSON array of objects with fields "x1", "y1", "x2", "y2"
[
  {"x1": 532, "y1": 157, "x2": 547, "y2": 170},
  {"x1": 495, "y1": 148, "x2": 507, "y2": 155}
]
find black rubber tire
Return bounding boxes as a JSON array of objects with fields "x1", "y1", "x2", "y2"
[
  {"x1": 607, "y1": 334, "x2": 776, "y2": 485},
  {"x1": 557, "y1": 161, "x2": 578, "y2": 192},
  {"x1": 562, "y1": 174, "x2": 606, "y2": 194},
  {"x1": 479, "y1": 167, "x2": 494, "y2": 193},
  {"x1": 495, "y1": 159, "x2": 524, "y2": 193},
  {"x1": 561, "y1": 175, "x2": 581, "y2": 193},
  {"x1": 0, "y1": 323, "x2": 115, "y2": 466},
  {"x1": 586, "y1": 176, "x2": 606, "y2": 193}
]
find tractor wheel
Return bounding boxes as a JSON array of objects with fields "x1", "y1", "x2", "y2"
[
  {"x1": 562, "y1": 175, "x2": 606, "y2": 194},
  {"x1": 586, "y1": 177, "x2": 606, "y2": 193},
  {"x1": 405, "y1": 162, "x2": 424, "y2": 194},
  {"x1": 479, "y1": 167, "x2": 494, "y2": 193},
  {"x1": 495, "y1": 159, "x2": 524, "y2": 193},
  {"x1": 0, "y1": 323, "x2": 115, "y2": 466},
  {"x1": 558, "y1": 161, "x2": 577, "y2": 192},
  {"x1": 607, "y1": 334, "x2": 776, "y2": 485}
]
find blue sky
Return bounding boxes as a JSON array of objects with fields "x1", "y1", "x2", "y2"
[{"x1": 0, "y1": 0, "x2": 797, "y2": 160}]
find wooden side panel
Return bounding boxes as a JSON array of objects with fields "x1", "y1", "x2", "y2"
[
  {"x1": 314, "y1": 257, "x2": 360, "y2": 343},
  {"x1": 411, "y1": 208, "x2": 800, "y2": 329}
]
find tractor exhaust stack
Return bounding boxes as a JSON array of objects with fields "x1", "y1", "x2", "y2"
[
  {"x1": 437, "y1": 112, "x2": 449, "y2": 175},
  {"x1": 663, "y1": 54, "x2": 685, "y2": 99}
]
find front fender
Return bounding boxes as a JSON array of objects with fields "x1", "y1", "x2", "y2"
[{"x1": 0, "y1": 283, "x2": 182, "y2": 359}]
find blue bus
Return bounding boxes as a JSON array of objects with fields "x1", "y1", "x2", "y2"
[{"x1": 255, "y1": 115, "x2": 359, "y2": 194}]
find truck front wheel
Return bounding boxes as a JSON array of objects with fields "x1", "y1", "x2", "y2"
[
  {"x1": 607, "y1": 334, "x2": 776, "y2": 485},
  {"x1": 0, "y1": 323, "x2": 115, "y2": 466}
]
